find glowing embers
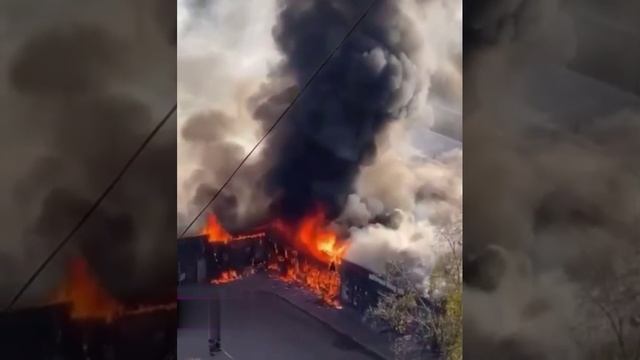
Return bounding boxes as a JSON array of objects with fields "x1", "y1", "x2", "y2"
[
  {"x1": 204, "y1": 207, "x2": 349, "y2": 308},
  {"x1": 209, "y1": 248, "x2": 343, "y2": 308},
  {"x1": 232, "y1": 232, "x2": 267, "y2": 241},
  {"x1": 269, "y1": 254, "x2": 342, "y2": 308},
  {"x1": 211, "y1": 270, "x2": 241, "y2": 284},
  {"x1": 123, "y1": 303, "x2": 178, "y2": 316},
  {"x1": 51, "y1": 257, "x2": 175, "y2": 323},
  {"x1": 200, "y1": 213, "x2": 266, "y2": 243}
]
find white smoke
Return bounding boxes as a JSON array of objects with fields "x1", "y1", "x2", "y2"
[
  {"x1": 343, "y1": 141, "x2": 462, "y2": 287},
  {"x1": 341, "y1": 0, "x2": 462, "y2": 285},
  {"x1": 177, "y1": 0, "x2": 281, "y2": 229}
]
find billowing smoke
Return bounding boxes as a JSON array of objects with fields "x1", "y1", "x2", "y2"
[
  {"x1": 261, "y1": 0, "x2": 434, "y2": 220},
  {"x1": 464, "y1": 0, "x2": 640, "y2": 358},
  {"x1": 177, "y1": 0, "x2": 280, "y2": 231},
  {"x1": 343, "y1": 141, "x2": 462, "y2": 284},
  {"x1": 178, "y1": 0, "x2": 462, "y2": 287},
  {"x1": 0, "y1": 0, "x2": 176, "y2": 307}
]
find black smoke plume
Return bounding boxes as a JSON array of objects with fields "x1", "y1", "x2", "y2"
[
  {"x1": 180, "y1": 0, "x2": 430, "y2": 229},
  {"x1": 260, "y1": 0, "x2": 424, "y2": 220}
]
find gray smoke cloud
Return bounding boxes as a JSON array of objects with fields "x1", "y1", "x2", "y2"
[
  {"x1": 334, "y1": 0, "x2": 462, "y2": 288},
  {"x1": 342, "y1": 144, "x2": 462, "y2": 290},
  {"x1": 0, "y1": 0, "x2": 176, "y2": 307},
  {"x1": 179, "y1": 108, "x2": 271, "y2": 230},
  {"x1": 464, "y1": 0, "x2": 640, "y2": 358},
  {"x1": 177, "y1": 0, "x2": 280, "y2": 232}
]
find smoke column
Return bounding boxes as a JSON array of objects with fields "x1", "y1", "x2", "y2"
[{"x1": 259, "y1": 0, "x2": 431, "y2": 220}]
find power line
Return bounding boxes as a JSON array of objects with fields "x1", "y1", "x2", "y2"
[
  {"x1": 4, "y1": 104, "x2": 177, "y2": 312},
  {"x1": 178, "y1": 0, "x2": 378, "y2": 238}
]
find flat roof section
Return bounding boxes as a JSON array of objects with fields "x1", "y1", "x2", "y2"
[{"x1": 177, "y1": 275, "x2": 396, "y2": 360}]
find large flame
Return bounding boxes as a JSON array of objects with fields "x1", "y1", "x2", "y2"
[
  {"x1": 273, "y1": 258, "x2": 342, "y2": 308},
  {"x1": 201, "y1": 213, "x2": 232, "y2": 243},
  {"x1": 273, "y1": 208, "x2": 348, "y2": 265},
  {"x1": 52, "y1": 257, "x2": 176, "y2": 322},
  {"x1": 296, "y1": 210, "x2": 348, "y2": 265},
  {"x1": 269, "y1": 208, "x2": 348, "y2": 307},
  {"x1": 204, "y1": 207, "x2": 348, "y2": 308},
  {"x1": 52, "y1": 257, "x2": 124, "y2": 323}
]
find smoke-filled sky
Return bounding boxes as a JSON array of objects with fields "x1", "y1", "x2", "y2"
[
  {"x1": 0, "y1": 0, "x2": 176, "y2": 307},
  {"x1": 177, "y1": 0, "x2": 462, "y2": 287},
  {"x1": 463, "y1": 0, "x2": 640, "y2": 359}
]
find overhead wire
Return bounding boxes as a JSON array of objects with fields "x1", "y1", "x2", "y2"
[
  {"x1": 3, "y1": 104, "x2": 177, "y2": 312},
  {"x1": 178, "y1": 0, "x2": 379, "y2": 239}
]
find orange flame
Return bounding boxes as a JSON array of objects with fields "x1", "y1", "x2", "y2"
[
  {"x1": 211, "y1": 270, "x2": 241, "y2": 284},
  {"x1": 298, "y1": 210, "x2": 348, "y2": 265},
  {"x1": 201, "y1": 213, "x2": 232, "y2": 243},
  {"x1": 232, "y1": 232, "x2": 266, "y2": 241},
  {"x1": 269, "y1": 208, "x2": 348, "y2": 307},
  {"x1": 201, "y1": 208, "x2": 348, "y2": 308},
  {"x1": 52, "y1": 257, "x2": 124, "y2": 323},
  {"x1": 272, "y1": 259, "x2": 342, "y2": 308},
  {"x1": 273, "y1": 208, "x2": 348, "y2": 265},
  {"x1": 52, "y1": 258, "x2": 176, "y2": 322},
  {"x1": 124, "y1": 303, "x2": 177, "y2": 316}
]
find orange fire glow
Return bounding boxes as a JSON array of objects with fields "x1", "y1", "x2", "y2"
[
  {"x1": 210, "y1": 270, "x2": 241, "y2": 284},
  {"x1": 201, "y1": 213, "x2": 232, "y2": 243},
  {"x1": 273, "y1": 208, "x2": 348, "y2": 265},
  {"x1": 124, "y1": 303, "x2": 178, "y2": 316},
  {"x1": 203, "y1": 207, "x2": 348, "y2": 308},
  {"x1": 273, "y1": 259, "x2": 342, "y2": 307},
  {"x1": 269, "y1": 208, "x2": 348, "y2": 307},
  {"x1": 52, "y1": 258, "x2": 176, "y2": 322},
  {"x1": 52, "y1": 257, "x2": 124, "y2": 323},
  {"x1": 232, "y1": 232, "x2": 267, "y2": 241}
]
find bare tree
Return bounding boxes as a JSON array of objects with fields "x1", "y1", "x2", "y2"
[
  {"x1": 369, "y1": 218, "x2": 462, "y2": 359},
  {"x1": 578, "y1": 247, "x2": 640, "y2": 360},
  {"x1": 428, "y1": 217, "x2": 462, "y2": 359}
]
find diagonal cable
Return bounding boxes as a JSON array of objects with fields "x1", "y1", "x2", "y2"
[
  {"x1": 4, "y1": 104, "x2": 177, "y2": 312},
  {"x1": 178, "y1": 0, "x2": 378, "y2": 238}
]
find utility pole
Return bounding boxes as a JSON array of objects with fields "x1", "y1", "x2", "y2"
[{"x1": 208, "y1": 287, "x2": 222, "y2": 356}]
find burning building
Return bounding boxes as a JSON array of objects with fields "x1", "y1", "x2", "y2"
[
  {"x1": 178, "y1": 212, "x2": 403, "y2": 313},
  {"x1": 339, "y1": 260, "x2": 399, "y2": 313},
  {"x1": 1, "y1": 257, "x2": 177, "y2": 359},
  {"x1": 178, "y1": 0, "x2": 462, "y2": 310},
  {"x1": 1, "y1": 302, "x2": 176, "y2": 359},
  {"x1": 177, "y1": 0, "x2": 461, "y2": 356},
  {"x1": 177, "y1": 235, "x2": 208, "y2": 284}
]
